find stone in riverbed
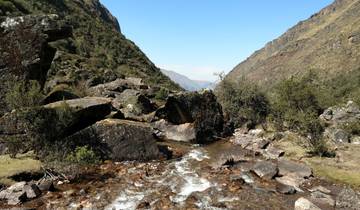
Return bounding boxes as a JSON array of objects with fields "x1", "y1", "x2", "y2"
[
  {"x1": 252, "y1": 161, "x2": 278, "y2": 179},
  {"x1": 295, "y1": 197, "x2": 321, "y2": 210}
]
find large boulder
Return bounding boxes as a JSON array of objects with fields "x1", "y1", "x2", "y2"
[
  {"x1": 153, "y1": 119, "x2": 196, "y2": 142},
  {"x1": 112, "y1": 89, "x2": 156, "y2": 121},
  {"x1": 64, "y1": 119, "x2": 160, "y2": 161},
  {"x1": 155, "y1": 90, "x2": 225, "y2": 143},
  {"x1": 0, "y1": 15, "x2": 72, "y2": 115},
  {"x1": 87, "y1": 78, "x2": 149, "y2": 98},
  {"x1": 0, "y1": 97, "x2": 112, "y2": 155}
]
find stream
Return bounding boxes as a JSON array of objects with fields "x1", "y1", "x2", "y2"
[{"x1": 106, "y1": 147, "x2": 214, "y2": 210}]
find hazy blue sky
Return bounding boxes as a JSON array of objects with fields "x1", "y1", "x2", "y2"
[{"x1": 100, "y1": 0, "x2": 333, "y2": 81}]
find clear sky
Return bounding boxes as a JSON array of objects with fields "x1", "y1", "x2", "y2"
[{"x1": 100, "y1": 0, "x2": 333, "y2": 81}]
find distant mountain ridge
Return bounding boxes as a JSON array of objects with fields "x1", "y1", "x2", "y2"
[
  {"x1": 225, "y1": 0, "x2": 360, "y2": 89},
  {"x1": 161, "y1": 69, "x2": 214, "y2": 91}
]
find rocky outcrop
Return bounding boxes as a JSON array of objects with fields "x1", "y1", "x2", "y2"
[
  {"x1": 0, "y1": 97, "x2": 112, "y2": 155},
  {"x1": 320, "y1": 101, "x2": 360, "y2": 126},
  {"x1": 155, "y1": 90, "x2": 225, "y2": 143},
  {"x1": 321, "y1": 101, "x2": 360, "y2": 144},
  {"x1": 112, "y1": 89, "x2": 156, "y2": 120},
  {"x1": 0, "y1": 15, "x2": 72, "y2": 115},
  {"x1": 64, "y1": 119, "x2": 160, "y2": 161}
]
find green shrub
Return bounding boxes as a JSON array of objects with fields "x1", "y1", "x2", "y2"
[
  {"x1": 216, "y1": 76, "x2": 269, "y2": 128},
  {"x1": 270, "y1": 72, "x2": 334, "y2": 156},
  {"x1": 155, "y1": 87, "x2": 170, "y2": 101},
  {"x1": 5, "y1": 80, "x2": 44, "y2": 110},
  {"x1": 66, "y1": 146, "x2": 100, "y2": 165}
]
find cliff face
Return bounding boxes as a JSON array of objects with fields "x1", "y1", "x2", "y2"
[
  {"x1": 0, "y1": 0, "x2": 181, "y2": 93},
  {"x1": 226, "y1": 0, "x2": 360, "y2": 87}
]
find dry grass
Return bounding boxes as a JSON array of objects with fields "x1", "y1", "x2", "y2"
[
  {"x1": 0, "y1": 152, "x2": 42, "y2": 185},
  {"x1": 276, "y1": 133, "x2": 360, "y2": 187}
]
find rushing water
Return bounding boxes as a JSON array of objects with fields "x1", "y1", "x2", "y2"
[{"x1": 106, "y1": 147, "x2": 213, "y2": 210}]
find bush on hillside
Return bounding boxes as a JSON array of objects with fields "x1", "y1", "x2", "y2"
[
  {"x1": 216, "y1": 74, "x2": 269, "y2": 128},
  {"x1": 5, "y1": 80, "x2": 44, "y2": 110},
  {"x1": 270, "y1": 72, "x2": 333, "y2": 156}
]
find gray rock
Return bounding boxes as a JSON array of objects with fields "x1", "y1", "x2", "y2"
[
  {"x1": 24, "y1": 184, "x2": 41, "y2": 199},
  {"x1": 64, "y1": 119, "x2": 160, "y2": 161},
  {"x1": 7, "y1": 182, "x2": 26, "y2": 192},
  {"x1": 152, "y1": 119, "x2": 196, "y2": 142},
  {"x1": 155, "y1": 90, "x2": 225, "y2": 143},
  {"x1": 311, "y1": 191, "x2": 335, "y2": 206},
  {"x1": 295, "y1": 197, "x2": 321, "y2": 210},
  {"x1": 7, "y1": 191, "x2": 27, "y2": 205},
  {"x1": 278, "y1": 160, "x2": 312, "y2": 178},
  {"x1": 112, "y1": 89, "x2": 156, "y2": 120},
  {"x1": 309, "y1": 186, "x2": 331, "y2": 194},
  {"x1": 276, "y1": 182, "x2": 297, "y2": 194},
  {"x1": 336, "y1": 187, "x2": 360, "y2": 210},
  {"x1": 252, "y1": 161, "x2": 278, "y2": 179},
  {"x1": 263, "y1": 145, "x2": 285, "y2": 159},
  {"x1": 37, "y1": 180, "x2": 55, "y2": 192},
  {"x1": 276, "y1": 176, "x2": 305, "y2": 192}
]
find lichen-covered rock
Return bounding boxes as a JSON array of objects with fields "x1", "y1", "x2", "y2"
[
  {"x1": 155, "y1": 90, "x2": 225, "y2": 143},
  {"x1": 0, "y1": 15, "x2": 72, "y2": 115},
  {"x1": 64, "y1": 119, "x2": 160, "y2": 161}
]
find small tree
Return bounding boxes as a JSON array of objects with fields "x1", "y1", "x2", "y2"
[{"x1": 215, "y1": 73, "x2": 269, "y2": 128}]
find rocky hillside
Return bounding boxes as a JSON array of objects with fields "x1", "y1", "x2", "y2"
[
  {"x1": 225, "y1": 0, "x2": 360, "y2": 88},
  {"x1": 161, "y1": 69, "x2": 214, "y2": 91},
  {"x1": 0, "y1": 0, "x2": 181, "y2": 114}
]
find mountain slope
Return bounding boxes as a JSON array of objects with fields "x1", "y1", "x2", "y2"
[
  {"x1": 225, "y1": 0, "x2": 360, "y2": 88},
  {"x1": 161, "y1": 69, "x2": 214, "y2": 91},
  {"x1": 0, "y1": 0, "x2": 180, "y2": 92}
]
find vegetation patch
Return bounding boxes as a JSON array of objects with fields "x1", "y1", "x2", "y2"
[{"x1": 0, "y1": 152, "x2": 41, "y2": 185}]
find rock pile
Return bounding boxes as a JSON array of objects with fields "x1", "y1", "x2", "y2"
[{"x1": 0, "y1": 180, "x2": 54, "y2": 205}]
